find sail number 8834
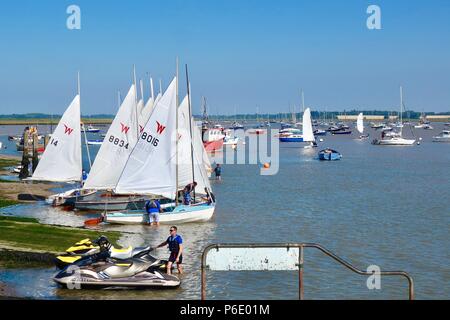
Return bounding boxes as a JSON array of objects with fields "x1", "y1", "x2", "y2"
[{"x1": 108, "y1": 135, "x2": 129, "y2": 149}]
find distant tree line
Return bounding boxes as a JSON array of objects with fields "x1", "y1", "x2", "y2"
[
  {"x1": 0, "y1": 113, "x2": 115, "y2": 119},
  {"x1": 195, "y1": 110, "x2": 450, "y2": 121}
]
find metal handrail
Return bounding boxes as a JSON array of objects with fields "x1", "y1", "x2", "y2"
[{"x1": 201, "y1": 243, "x2": 414, "y2": 300}]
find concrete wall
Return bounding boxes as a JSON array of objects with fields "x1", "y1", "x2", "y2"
[{"x1": 426, "y1": 115, "x2": 450, "y2": 120}]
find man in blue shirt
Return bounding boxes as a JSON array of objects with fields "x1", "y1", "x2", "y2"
[
  {"x1": 214, "y1": 164, "x2": 222, "y2": 180},
  {"x1": 145, "y1": 199, "x2": 162, "y2": 226},
  {"x1": 157, "y1": 226, "x2": 183, "y2": 275}
]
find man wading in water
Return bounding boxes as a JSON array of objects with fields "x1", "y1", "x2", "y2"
[{"x1": 156, "y1": 226, "x2": 183, "y2": 275}]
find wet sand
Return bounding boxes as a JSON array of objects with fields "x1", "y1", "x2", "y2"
[
  {"x1": 0, "y1": 282, "x2": 15, "y2": 298},
  {"x1": 0, "y1": 154, "x2": 54, "y2": 202}
]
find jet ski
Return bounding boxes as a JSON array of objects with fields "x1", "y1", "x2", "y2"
[
  {"x1": 53, "y1": 245, "x2": 180, "y2": 289},
  {"x1": 55, "y1": 236, "x2": 167, "y2": 271}
]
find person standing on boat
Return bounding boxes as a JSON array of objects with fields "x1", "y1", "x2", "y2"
[
  {"x1": 182, "y1": 182, "x2": 197, "y2": 205},
  {"x1": 214, "y1": 163, "x2": 222, "y2": 180},
  {"x1": 145, "y1": 199, "x2": 162, "y2": 226},
  {"x1": 156, "y1": 226, "x2": 183, "y2": 275}
]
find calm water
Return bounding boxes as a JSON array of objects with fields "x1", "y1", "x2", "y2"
[{"x1": 0, "y1": 123, "x2": 449, "y2": 300}]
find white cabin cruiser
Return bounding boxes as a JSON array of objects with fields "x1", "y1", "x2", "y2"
[{"x1": 433, "y1": 130, "x2": 450, "y2": 142}]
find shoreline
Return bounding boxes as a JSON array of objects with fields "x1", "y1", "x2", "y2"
[{"x1": 0, "y1": 154, "x2": 55, "y2": 202}]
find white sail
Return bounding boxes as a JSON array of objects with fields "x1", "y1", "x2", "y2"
[
  {"x1": 178, "y1": 95, "x2": 211, "y2": 195},
  {"x1": 302, "y1": 108, "x2": 315, "y2": 142},
  {"x1": 357, "y1": 113, "x2": 364, "y2": 134},
  {"x1": 136, "y1": 99, "x2": 145, "y2": 118},
  {"x1": 139, "y1": 92, "x2": 162, "y2": 133},
  {"x1": 30, "y1": 95, "x2": 82, "y2": 182},
  {"x1": 114, "y1": 77, "x2": 177, "y2": 199},
  {"x1": 83, "y1": 85, "x2": 138, "y2": 190}
]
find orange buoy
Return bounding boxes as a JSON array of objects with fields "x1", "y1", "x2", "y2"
[{"x1": 263, "y1": 163, "x2": 270, "y2": 169}]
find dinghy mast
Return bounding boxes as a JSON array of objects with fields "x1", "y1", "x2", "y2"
[
  {"x1": 79, "y1": 71, "x2": 92, "y2": 170},
  {"x1": 185, "y1": 64, "x2": 196, "y2": 201},
  {"x1": 133, "y1": 65, "x2": 140, "y2": 140},
  {"x1": 175, "y1": 58, "x2": 180, "y2": 206}
]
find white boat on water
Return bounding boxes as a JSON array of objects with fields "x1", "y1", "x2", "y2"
[
  {"x1": 106, "y1": 76, "x2": 215, "y2": 225},
  {"x1": 373, "y1": 86, "x2": 415, "y2": 146},
  {"x1": 87, "y1": 140, "x2": 103, "y2": 146},
  {"x1": 356, "y1": 113, "x2": 369, "y2": 139},
  {"x1": 373, "y1": 135, "x2": 416, "y2": 145},
  {"x1": 302, "y1": 108, "x2": 317, "y2": 148},
  {"x1": 106, "y1": 203, "x2": 214, "y2": 224},
  {"x1": 433, "y1": 130, "x2": 450, "y2": 142}
]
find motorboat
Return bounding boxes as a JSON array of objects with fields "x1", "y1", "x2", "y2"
[
  {"x1": 318, "y1": 148, "x2": 342, "y2": 161},
  {"x1": 372, "y1": 136, "x2": 416, "y2": 145},
  {"x1": 279, "y1": 134, "x2": 304, "y2": 142},
  {"x1": 87, "y1": 139, "x2": 103, "y2": 145},
  {"x1": 433, "y1": 130, "x2": 450, "y2": 142},
  {"x1": 313, "y1": 129, "x2": 327, "y2": 136},
  {"x1": 81, "y1": 124, "x2": 101, "y2": 133},
  {"x1": 230, "y1": 122, "x2": 244, "y2": 130},
  {"x1": 331, "y1": 128, "x2": 352, "y2": 135},
  {"x1": 202, "y1": 127, "x2": 225, "y2": 152},
  {"x1": 370, "y1": 122, "x2": 384, "y2": 129},
  {"x1": 278, "y1": 128, "x2": 301, "y2": 137}
]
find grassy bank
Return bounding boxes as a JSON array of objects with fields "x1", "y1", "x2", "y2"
[
  {"x1": 0, "y1": 216, "x2": 121, "y2": 255},
  {"x1": 0, "y1": 158, "x2": 20, "y2": 171},
  {"x1": 0, "y1": 199, "x2": 19, "y2": 208}
]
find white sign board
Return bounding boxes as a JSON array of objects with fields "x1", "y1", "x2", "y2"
[{"x1": 205, "y1": 247, "x2": 300, "y2": 271}]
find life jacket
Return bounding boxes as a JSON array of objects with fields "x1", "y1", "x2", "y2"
[{"x1": 168, "y1": 235, "x2": 181, "y2": 253}]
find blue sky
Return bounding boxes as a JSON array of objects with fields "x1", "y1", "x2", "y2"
[{"x1": 0, "y1": 0, "x2": 449, "y2": 115}]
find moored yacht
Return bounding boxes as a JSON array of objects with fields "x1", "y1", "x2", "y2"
[{"x1": 433, "y1": 130, "x2": 450, "y2": 142}]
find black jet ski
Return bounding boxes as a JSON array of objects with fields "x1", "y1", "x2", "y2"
[
  {"x1": 53, "y1": 239, "x2": 179, "y2": 289},
  {"x1": 55, "y1": 236, "x2": 167, "y2": 271}
]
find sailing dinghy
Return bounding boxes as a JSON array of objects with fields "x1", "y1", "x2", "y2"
[
  {"x1": 106, "y1": 76, "x2": 215, "y2": 225},
  {"x1": 28, "y1": 93, "x2": 96, "y2": 206},
  {"x1": 357, "y1": 113, "x2": 369, "y2": 139},
  {"x1": 302, "y1": 108, "x2": 317, "y2": 148}
]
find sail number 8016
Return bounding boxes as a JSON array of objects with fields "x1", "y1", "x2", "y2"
[{"x1": 141, "y1": 132, "x2": 159, "y2": 147}]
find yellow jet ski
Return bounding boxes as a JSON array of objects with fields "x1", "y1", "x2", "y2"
[{"x1": 55, "y1": 236, "x2": 167, "y2": 271}]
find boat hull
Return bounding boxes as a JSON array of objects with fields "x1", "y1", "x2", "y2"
[
  {"x1": 433, "y1": 137, "x2": 450, "y2": 142},
  {"x1": 204, "y1": 140, "x2": 224, "y2": 152},
  {"x1": 318, "y1": 152, "x2": 342, "y2": 161},
  {"x1": 106, "y1": 204, "x2": 215, "y2": 225},
  {"x1": 47, "y1": 189, "x2": 97, "y2": 207},
  {"x1": 372, "y1": 138, "x2": 416, "y2": 145},
  {"x1": 279, "y1": 136, "x2": 304, "y2": 142},
  {"x1": 75, "y1": 197, "x2": 148, "y2": 211}
]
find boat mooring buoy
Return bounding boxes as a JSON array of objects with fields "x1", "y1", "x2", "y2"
[{"x1": 263, "y1": 163, "x2": 270, "y2": 169}]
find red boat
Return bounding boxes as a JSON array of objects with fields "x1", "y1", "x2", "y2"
[{"x1": 202, "y1": 127, "x2": 225, "y2": 152}]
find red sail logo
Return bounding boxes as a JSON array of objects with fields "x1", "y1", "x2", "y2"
[
  {"x1": 139, "y1": 125, "x2": 144, "y2": 133},
  {"x1": 120, "y1": 123, "x2": 130, "y2": 134},
  {"x1": 156, "y1": 121, "x2": 166, "y2": 135},
  {"x1": 64, "y1": 124, "x2": 74, "y2": 135}
]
